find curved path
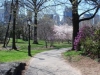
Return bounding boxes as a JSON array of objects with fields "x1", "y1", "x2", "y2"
[{"x1": 24, "y1": 48, "x2": 82, "y2": 75}]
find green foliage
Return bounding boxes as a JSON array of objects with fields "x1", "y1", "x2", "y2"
[
  {"x1": 77, "y1": 26, "x2": 100, "y2": 59},
  {"x1": 82, "y1": 41, "x2": 99, "y2": 58}
]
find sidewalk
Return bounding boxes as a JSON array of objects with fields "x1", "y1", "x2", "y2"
[{"x1": 24, "y1": 48, "x2": 82, "y2": 75}]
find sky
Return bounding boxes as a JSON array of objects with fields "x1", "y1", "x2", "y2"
[
  {"x1": 0, "y1": 0, "x2": 100, "y2": 20},
  {"x1": 0, "y1": 0, "x2": 65, "y2": 20}
]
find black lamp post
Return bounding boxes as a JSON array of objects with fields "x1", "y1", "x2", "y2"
[{"x1": 27, "y1": 20, "x2": 31, "y2": 56}]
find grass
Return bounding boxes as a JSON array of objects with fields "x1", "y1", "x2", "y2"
[
  {"x1": 0, "y1": 39, "x2": 71, "y2": 63},
  {"x1": 64, "y1": 50, "x2": 82, "y2": 56},
  {"x1": 53, "y1": 42, "x2": 72, "y2": 49},
  {"x1": 63, "y1": 50, "x2": 82, "y2": 62},
  {"x1": 0, "y1": 50, "x2": 46, "y2": 63},
  {"x1": 0, "y1": 39, "x2": 46, "y2": 63}
]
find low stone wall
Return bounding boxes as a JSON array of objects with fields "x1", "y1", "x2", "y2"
[{"x1": 0, "y1": 62, "x2": 26, "y2": 75}]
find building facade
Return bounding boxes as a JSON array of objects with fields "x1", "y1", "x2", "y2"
[
  {"x1": 53, "y1": 13, "x2": 60, "y2": 25},
  {"x1": 80, "y1": 14, "x2": 100, "y2": 27},
  {"x1": 62, "y1": 6, "x2": 72, "y2": 25},
  {"x1": 4, "y1": 0, "x2": 11, "y2": 23},
  {"x1": 0, "y1": 9, "x2": 4, "y2": 22}
]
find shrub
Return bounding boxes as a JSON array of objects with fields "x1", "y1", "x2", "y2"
[
  {"x1": 74, "y1": 25, "x2": 100, "y2": 59},
  {"x1": 74, "y1": 25, "x2": 93, "y2": 50}
]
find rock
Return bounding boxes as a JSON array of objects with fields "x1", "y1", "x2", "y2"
[{"x1": 0, "y1": 62, "x2": 26, "y2": 75}]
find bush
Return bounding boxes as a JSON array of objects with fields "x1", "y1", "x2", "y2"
[
  {"x1": 74, "y1": 25, "x2": 100, "y2": 59},
  {"x1": 74, "y1": 25, "x2": 93, "y2": 50}
]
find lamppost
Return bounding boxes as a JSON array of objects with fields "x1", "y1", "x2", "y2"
[{"x1": 27, "y1": 20, "x2": 31, "y2": 56}]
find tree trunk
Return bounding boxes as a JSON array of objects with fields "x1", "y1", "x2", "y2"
[
  {"x1": 12, "y1": 10, "x2": 17, "y2": 50},
  {"x1": 72, "y1": 20, "x2": 79, "y2": 50},
  {"x1": 3, "y1": 18, "x2": 11, "y2": 48},
  {"x1": 45, "y1": 41, "x2": 48, "y2": 48},
  {"x1": 6, "y1": 37, "x2": 10, "y2": 46},
  {"x1": 33, "y1": 12, "x2": 38, "y2": 44},
  {"x1": 12, "y1": 0, "x2": 19, "y2": 50},
  {"x1": 72, "y1": 2, "x2": 79, "y2": 50},
  {"x1": 16, "y1": 31, "x2": 21, "y2": 39},
  {"x1": 50, "y1": 40, "x2": 54, "y2": 47},
  {"x1": 3, "y1": 0, "x2": 13, "y2": 47}
]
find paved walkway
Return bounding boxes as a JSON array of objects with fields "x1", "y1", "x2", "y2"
[{"x1": 24, "y1": 48, "x2": 82, "y2": 75}]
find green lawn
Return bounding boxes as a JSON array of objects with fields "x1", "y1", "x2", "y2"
[
  {"x1": 53, "y1": 42, "x2": 72, "y2": 49},
  {"x1": 63, "y1": 50, "x2": 82, "y2": 62},
  {"x1": 0, "y1": 50, "x2": 45, "y2": 63},
  {"x1": 0, "y1": 39, "x2": 71, "y2": 63},
  {"x1": 64, "y1": 51, "x2": 82, "y2": 57}
]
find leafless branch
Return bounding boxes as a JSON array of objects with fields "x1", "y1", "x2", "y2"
[
  {"x1": 78, "y1": 0, "x2": 82, "y2": 4},
  {"x1": 79, "y1": 6, "x2": 99, "y2": 22},
  {"x1": 79, "y1": 6, "x2": 97, "y2": 17}
]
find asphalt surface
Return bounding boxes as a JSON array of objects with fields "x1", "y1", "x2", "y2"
[{"x1": 24, "y1": 48, "x2": 82, "y2": 75}]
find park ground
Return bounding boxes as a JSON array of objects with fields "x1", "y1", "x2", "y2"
[
  {"x1": 0, "y1": 39, "x2": 100, "y2": 75},
  {"x1": 63, "y1": 51, "x2": 100, "y2": 75},
  {"x1": 23, "y1": 48, "x2": 100, "y2": 75}
]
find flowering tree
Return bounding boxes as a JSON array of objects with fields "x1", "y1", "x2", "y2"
[{"x1": 53, "y1": 24, "x2": 73, "y2": 43}]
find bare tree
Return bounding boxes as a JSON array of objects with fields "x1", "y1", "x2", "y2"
[
  {"x1": 38, "y1": 16, "x2": 54, "y2": 48},
  {"x1": 3, "y1": 0, "x2": 13, "y2": 47},
  {"x1": 25, "y1": 0, "x2": 50, "y2": 44}
]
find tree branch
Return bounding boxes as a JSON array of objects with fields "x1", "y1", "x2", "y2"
[
  {"x1": 37, "y1": 0, "x2": 47, "y2": 11},
  {"x1": 79, "y1": 6, "x2": 97, "y2": 17},
  {"x1": 79, "y1": 6, "x2": 99, "y2": 22},
  {"x1": 78, "y1": 0, "x2": 82, "y2": 4},
  {"x1": 26, "y1": 0, "x2": 34, "y2": 6},
  {"x1": 25, "y1": 3, "x2": 34, "y2": 10},
  {"x1": 69, "y1": 0, "x2": 72, "y2": 3}
]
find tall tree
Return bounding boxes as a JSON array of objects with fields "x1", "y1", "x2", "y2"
[
  {"x1": 25, "y1": 0, "x2": 50, "y2": 44},
  {"x1": 12, "y1": 0, "x2": 19, "y2": 50},
  {"x1": 68, "y1": 0, "x2": 100, "y2": 50},
  {"x1": 3, "y1": 0, "x2": 13, "y2": 47}
]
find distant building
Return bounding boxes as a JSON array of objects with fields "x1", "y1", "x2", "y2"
[
  {"x1": 43, "y1": 14, "x2": 61, "y2": 25},
  {"x1": 93, "y1": 15, "x2": 100, "y2": 25},
  {"x1": 53, "y1": 13, "x2": 60, "y2": 25},
  {"x1": 62, "y1": 6, "x2": 72, "y2": 25},
  {"x1": 0, "y1": 9, "x2": 4, "y2": 22},
  {"x1": 4, "y1": 0, "x2": 11, "y2": 23},
  {"x1": 3, "y1": 0, "x2": 25, "y2": 23},
  {"x1": 80, "y1": 14, "x2": 100, "y2": 27},
  {"x1": 44, "y1": 14, "x2": 54, "y2": 19}
]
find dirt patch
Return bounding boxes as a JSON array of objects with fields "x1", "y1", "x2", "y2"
[{"x1": 65, "y1": 55, "x2": 100, "y2": 75}]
